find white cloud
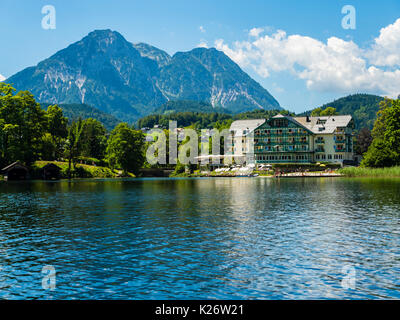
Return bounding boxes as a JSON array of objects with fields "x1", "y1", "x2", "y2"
[
  {"x1": 196, "y1": 40, "x2": 208, "y2": 48},
  {"x1": 366, "y1": 18, "x2": 400, "y2": 67},
  {"x1": 199, "y1": 26, "x2": 206, "y2": 33},
  {"x1": 0, "y1": 74, "x2": 5, "y2": 82},
  {"x1": 215, "y1": 18, "x2": 400, "y2": 98},
  {"x1": 249, "y1": 27, "x2": 264, "y2": 37}
]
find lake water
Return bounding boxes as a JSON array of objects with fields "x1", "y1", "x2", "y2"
[{"x1": 0, "y1": 177, "x2": 399, "y2": 299}]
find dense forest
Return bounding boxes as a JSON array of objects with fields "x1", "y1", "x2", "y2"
[
  {"x1": 301, "y1": 94, "x2": 384, "y2": 130},
  {"x1": 137, "y1": 108, "x2": 293, "y2": 130}
]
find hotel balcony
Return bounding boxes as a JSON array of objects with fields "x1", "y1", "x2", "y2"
[
  {"x1": 257, "y1": 139, "x2": 308, "y2": 145},
  {"x1": 334, "y1": 137, "x2": 345, "y2": 143},
  {"x1": 334, "y1": 146, "x2": 345, "y2": 152}
]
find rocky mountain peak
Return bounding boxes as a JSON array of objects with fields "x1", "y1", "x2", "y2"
[{"x1": 6, "y1": 29, "x2": 280, "y2": 122}]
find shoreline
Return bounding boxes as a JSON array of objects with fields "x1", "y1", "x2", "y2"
[
  {"x1": 4, "y1": 163, "x2": 400, "y2": 181},
  {"x1": 3, "y1": 174, "x2": 400, "y2": 183}
]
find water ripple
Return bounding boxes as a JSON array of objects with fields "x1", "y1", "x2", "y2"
[{"x1": 0, "y1": 177, "x2": 399, "y2": 299}]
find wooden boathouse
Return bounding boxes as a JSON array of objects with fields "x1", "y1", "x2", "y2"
[{"x1": 1, "y1": 162, "x2": 29, "y2": 181}]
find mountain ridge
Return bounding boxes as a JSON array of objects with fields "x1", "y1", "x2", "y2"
[{"x1": 6, "y1": 29, "x2": 281, "y2": 122}]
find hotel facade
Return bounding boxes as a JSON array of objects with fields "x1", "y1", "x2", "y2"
[{"x1": 230, "y1": 114, "x2": 355, "y2": 165}]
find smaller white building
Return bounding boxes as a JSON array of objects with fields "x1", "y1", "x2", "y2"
[
  {"x1": 295, "y1": 115, "x2": 354, "y2": 163},
  {"x1": 229, "y1": 119, "x2": 266, "y2": 165}
]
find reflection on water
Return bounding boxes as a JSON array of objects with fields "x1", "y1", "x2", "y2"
[{"x1": 0, "y1": 177, "x2": 399, "y2": 299}]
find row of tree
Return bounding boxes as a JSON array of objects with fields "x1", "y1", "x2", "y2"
[{"x1": 0, "y1": 84, "x2": 145, "y2": 175}]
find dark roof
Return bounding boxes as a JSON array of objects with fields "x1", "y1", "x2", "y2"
[
  {"x1": 1, "y1": 161, "x2": 28, "y2": 173},
  {"x1": 41, "y1": 163, "x2": 62, "y2": 170}
]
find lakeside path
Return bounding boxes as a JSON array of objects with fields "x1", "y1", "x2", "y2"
[{"x1": 265, "y1": 172, "x2": 343, "y2": 178}]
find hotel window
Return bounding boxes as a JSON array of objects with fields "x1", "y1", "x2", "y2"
[
  {"x1": 274, "y1": 119, "x2": 287, "y2": 127},
  {"x1": 328, "y1": 154, "x2": 332, "y2": 159}
]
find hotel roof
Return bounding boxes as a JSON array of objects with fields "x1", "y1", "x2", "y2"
[
  {"x1": 230, "y1": 119, "x2": 266, "y2": 136},
  {"x1": 295, "y1": 115, "x2": 353, "y2": 134}
]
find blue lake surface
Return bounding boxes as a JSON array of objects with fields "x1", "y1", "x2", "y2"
[{"x1": 0, "y1": 177, "x2": 399, "y2": 299}]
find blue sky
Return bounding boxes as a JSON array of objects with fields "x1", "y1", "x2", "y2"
[{"x1": 1, "y1": 0, "x2": 400, "y2": 113}]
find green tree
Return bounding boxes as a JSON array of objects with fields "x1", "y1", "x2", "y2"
[
  {"x1": 80, "y1": 118, "x2": 107, "y2": 160},
  {"x1": 382, "y1": 98, "x2": 400, "y2": 160},
  {"x1": 106, "y1": 123, "x2": 145, "y2": 175},
  {"x1": 371, "y1": 98, "x2": 392, "y2": 139},
  {"x1": 310, "y1": 107, "x2": 323, "y2": 116},
  {"x1": 0, "y1": 83, "x2": 47, "y2": 166},
  {"x1": 355, "y1": 127, "x2": 372, "y2": 155},
  {"x1": 361, "y1": 139, "x2": 396, "y2": 167},
  {"x1": 320, "y1": 107, "x2": 338, "y2": 116},
  {"x1": 65, "y1": 119, "x2": 84, "y2": 177},
  {"x1": 46, "y1": 104, "x2": 68, "y2": 160},
  {"x1": 361, "y1": 98, "x2": 400, "y2": 167},
  {"x1": 310, "y1": 106, "x2": 338, "y2": 117},
  {"x1": 39, "y1": 133, "x2": 57, "y2": 161}
]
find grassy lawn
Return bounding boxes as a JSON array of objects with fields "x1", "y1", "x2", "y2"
[{"x1": 32, "y1": 161, "x2": 132, "y2": 179}]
